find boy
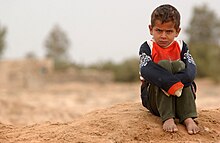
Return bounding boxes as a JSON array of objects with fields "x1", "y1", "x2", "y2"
[{"x1": 139, "y1": 4, "x2": 200, "y2": 134}]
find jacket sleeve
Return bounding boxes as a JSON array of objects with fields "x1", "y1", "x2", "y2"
[
  {"x1": 139, "y1": 41, "x2": 184, "y2": 95},
  {"x1": 174, "y1": 41, "x2": 197, "y2": 87}
]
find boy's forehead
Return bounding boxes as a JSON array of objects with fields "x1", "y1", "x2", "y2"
[{"x1": 153, "y1": 20, "x2": 176, "y2": 29}]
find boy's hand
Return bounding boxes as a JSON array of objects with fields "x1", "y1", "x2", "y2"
[
  {"x1": 161, "y1": 88, "x2": 183, "y2": 97},
  {"x1": 174, "y1": 88, "x2": 183, "y2": 97}
]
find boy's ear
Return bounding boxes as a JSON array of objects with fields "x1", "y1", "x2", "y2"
[
  {"x1": 175, "y1": 28, "x2": 181, "y2": 37},
  {"x1": 149, "y1": 25, "x2": 153, "y2": 35}
]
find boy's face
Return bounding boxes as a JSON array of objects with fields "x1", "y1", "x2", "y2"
[{"x1": 149, "y1": 20, "x2": 181, "y2": 48}]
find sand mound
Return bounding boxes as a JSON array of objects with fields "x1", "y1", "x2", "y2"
[{"x1": 0, "y1": 102, "x2": 220, "y2": 143}]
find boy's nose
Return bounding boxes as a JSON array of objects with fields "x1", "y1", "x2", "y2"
[{"x1": 161, "y1": 32, "x2": 167, "y2": 38}]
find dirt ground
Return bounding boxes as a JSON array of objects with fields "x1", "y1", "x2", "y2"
[{"x1": 0, "y1": 78, "x2": 220, "y2": 142}]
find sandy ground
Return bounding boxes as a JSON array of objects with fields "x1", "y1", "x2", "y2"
[{"x1": 0, "y1": 78, "x2": 220, "y2": 142}]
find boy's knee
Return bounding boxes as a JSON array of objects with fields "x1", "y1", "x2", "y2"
[
  {"x1": 158, "y1": 60, "x2": 170, "y2": 66},
  {"x1": 158, "y1": 60, "x2": 172, "y2": 72},
  {"x1": 172, "y1": 60, "x2": 185, "y2": 73},
  {"x1": 158, "y1": 60, "x2": 185, "y2": 73}
]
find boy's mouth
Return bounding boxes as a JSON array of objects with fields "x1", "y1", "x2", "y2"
[{"x1": 158, "y1": 41, "x2": 169, "y2": 47}]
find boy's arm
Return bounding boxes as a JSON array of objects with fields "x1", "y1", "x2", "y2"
[
  {"x1": 174, "y1": 41, "x2": 197, "y2": 87},
  {"x1": 139, "y1": 42, "x2": 184, "y2": 95}
]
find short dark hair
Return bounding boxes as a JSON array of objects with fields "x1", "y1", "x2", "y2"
[{"x1": 151, "y1": 4, "x2": 180, "y2": 30}]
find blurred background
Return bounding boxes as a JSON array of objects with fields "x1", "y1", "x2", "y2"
[{"x1": 0, "y1": 0, "x2": 220, "y2": 125}]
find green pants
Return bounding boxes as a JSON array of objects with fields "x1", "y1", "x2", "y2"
[{"x1": 143, "y1": 60, "x2": 197, "y2": 123}]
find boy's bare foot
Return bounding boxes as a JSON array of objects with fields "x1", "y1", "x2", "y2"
[
  {"x1": 184, "y1": 118, "x2": 200, "y2": 134},
  {"x1": 163, "y1": 118, "x2": 178, "y2": 132}
]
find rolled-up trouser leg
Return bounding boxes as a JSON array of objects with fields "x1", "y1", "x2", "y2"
[
  {"x1": 147, "y1": 83, "x2": 176, "y2": 122},
  {"x1": 158, "y1": 60, "x2": 197, "y2": 122},
  {"x1": 170, "y1": 60, "x2": 197, "y2": 122},
  {"x1": 146, "y1": 60, "x2": 176, "y2": 122},
  {"x1": 144, "y1": 60, "x2": 197, "y2": 122},
  {"x1": 176, "y1": 86, "x2": 197, "y2": 123}
]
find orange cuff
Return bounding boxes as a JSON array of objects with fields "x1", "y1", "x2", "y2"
[{"x1": 168, "y1": 82, "x2": 184, "y2": 95}]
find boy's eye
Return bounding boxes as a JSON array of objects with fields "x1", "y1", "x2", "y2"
[
  {"x1": 155, "y1": 29, "x2": 174, "y2": 34},
  {"x1": 156, "y1": 29, "x2": 162, "y2": 33},
  {"x1": 166, "y1": 30, "x2": 173, "y2": 34}
]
